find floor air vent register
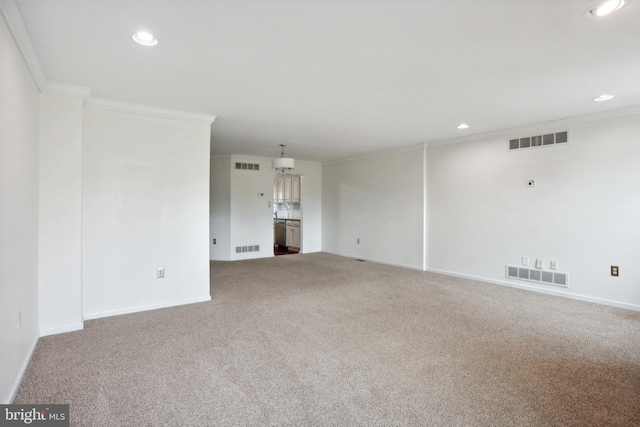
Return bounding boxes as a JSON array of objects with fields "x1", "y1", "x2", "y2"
[
  {"x1": 506, "y1": 265, "x2": 568, "y2": 287},
  {"x1": 236, "y1": 245, "x2": 260, "y2": 253}
]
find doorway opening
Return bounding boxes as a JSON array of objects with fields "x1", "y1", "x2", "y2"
[{"x1": 273, "y1": 174, "x2": 302, "y2": 256}]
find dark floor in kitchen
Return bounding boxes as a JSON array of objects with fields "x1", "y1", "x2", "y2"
[{"x1": 274, "y1": 245, "x2": 298, "y2": 256}]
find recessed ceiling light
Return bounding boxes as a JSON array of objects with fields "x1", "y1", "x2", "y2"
[
  {"x1": 593, "y1": 94, "x2": 615, "y2": 101},
  {"x1": 457, "y1": 123, "x2": 470, "y2": 129},
  {"x1": 588, "y1": 0, "x2": 626, "y2": 17},
  {"x1": 132, "y1": 31, "x2": 158, "y2": 46}
]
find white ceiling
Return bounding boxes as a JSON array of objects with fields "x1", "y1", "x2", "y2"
[{"x1": 15, "y1": 0, "x2": 640, "y2": 162}]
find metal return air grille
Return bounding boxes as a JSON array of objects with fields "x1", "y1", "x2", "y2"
[
  {"x1": 236, "y1": 245, "x2": 260, "y2": 253},
  {"x1": 235, "y1": 163, "x2": 260, "y2": 171},
  {"x1": 506, "y1": 265, "x2": 568, "y2": 287},
  {"x1": 509, "y1": 131, "x2": 568, "y2": 150}
]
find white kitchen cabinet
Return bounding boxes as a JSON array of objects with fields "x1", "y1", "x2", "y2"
[
  {"x1": 286, "y1": 220, "x2": 301, "y2": 251},
  {"x1": 286, "y1": 224, "x2": 293, "y2": 247},
  {"x1": 274, "y1": 175, "x2": 300, "y2": 203},
  {"x1": 284, "y1": 177, "x2": 292, "y2": 201},
  {"x1": 291, "y1": 176, "x2": 300, "y2": 202},
  {"x1": 292, "y1": 225, "x2": 300, "y2": 249},
  {"x1": 275, "y1": 177, "x2": 285, "y2": 202}
]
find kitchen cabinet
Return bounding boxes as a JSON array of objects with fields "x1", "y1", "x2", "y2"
[
  {"x1": 284, "y1": 177, "x2": 292, "y2": 201},
  {"x1": 285, "y1": 220, "x2": 300, "y2": 251},
  {"x1": 274, "y1": 177, "x2": 285, "y2": 202},
  {"x1": 291, "y1": 176, "x2": 300, "y2": 202},
  {"x1": 273, "y1": 180, "x2": 278, "y2": 202},
  {"x1": 286, "y1": 224, "x2": 293, "y2": 247},
  {"x1": 273, "y1": 175, "x2": 300, "y2": 203},
  {"x1": 292, "y1": 224, "x2": 300, "y2": 249}
]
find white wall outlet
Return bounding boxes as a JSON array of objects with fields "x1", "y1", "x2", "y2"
[
  {"x1": 522, "y1": 256, "x2": 529, "y2": 266},
  {"x1": 550, "y1": 260, "x2": 558, "y2": 270},
  {"x1": 267, "y1": 201, "x2": 271, "y2": 207},
  {"x1": 17, "y1": 310, "x2": 22, "y2": 329},
  {"x1": 535, "y1": 259, "x2": 544, "y2": 269},
  {"x1": 157, "y1": 267, "x2": 165, "y2": 278}
]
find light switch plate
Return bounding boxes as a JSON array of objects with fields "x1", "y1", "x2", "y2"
[
  {"x1": 535, "y1": 259, "x2": 544, "y2": 269},
  {"x1": 522, "y1": 256, "x2": 529, "y2": 266}
]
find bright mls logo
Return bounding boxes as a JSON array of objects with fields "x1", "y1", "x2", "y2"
[{"x1": 0, "y1": 405, "x2": 68, "y2": 427}]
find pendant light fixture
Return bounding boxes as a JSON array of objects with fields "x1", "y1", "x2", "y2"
[{"x1": 272, "y1": 144, "x2": 295, "y2": 174}]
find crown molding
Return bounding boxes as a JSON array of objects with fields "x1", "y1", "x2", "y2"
[
  {"x1": 323, "y1": 143, "x2": 424, "y2": 166},
  {"x1": 41, "y1": 81, "x2": 92, "y2": 99},
  {"x1": 2, "y1": 0, "x2": 213, "y2": 123},
  {"x1": 2, "y1": 0, "x2": 91, "y2": 99},
  {"x1": 1, "y1": 0, "x2": 46, "y2": 90},
  {"x1": 85, "y1": 97, "x2": 217, "y2": 124},
  {"x1": 427, "y1": 105, "x2": 640, "y2": 148},
  {"x1": 325, "y1": 104, "x2": 640, "y2": 165}
]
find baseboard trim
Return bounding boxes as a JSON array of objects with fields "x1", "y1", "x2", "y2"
[
  {"x1": 426, "y1": 268, "x2": 640, "y2": 312},
  {"x1": 40, "y1": 322, "x2": 84, "y2": 337},
  {"x1": 322, "y1": 251, "x2": 423, "y2": 271},
  {"x1": 84, "y1": 295, "x2": 212, "y2": 321},
  {"x1": 6, "y1": 334, "x2": 39, "y2": 404}
]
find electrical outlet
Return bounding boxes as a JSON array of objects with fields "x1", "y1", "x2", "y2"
[
  {"x1": 535, "y1": 259, "x2": 544, "y2": 269},
  {"x1": 157, "y1": 267, "x2": 165, "y2": 278},
  {"x1": 611, "y1": 266, "x2": 619, "y2": 277},
  {"x1": 17, "y1": 311, "x2": 22, "y2": 329},
  {"x1": 213, "y1": 238, "x2": 217, "y2": 244},
  {"x1": 550, "y1": 260, "x2": 558, "y2": 270},
  {"x1": 522, "y1": 256, "x2": 529, "y2": 266},
  {"x1": 357, "y1": 238, "x2": 360, "y2": 244}
]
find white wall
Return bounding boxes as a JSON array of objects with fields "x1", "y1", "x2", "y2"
[
  {"x1": 427, "y1": 115, "x2": 640, "y2": 308},
  {"x1": 210, "y1": 156, "x2": 322, "y2": 261},
  {"x1": 322, "y1": 149, "x2": 424, "y2": 269},
  {"x1": 229, "y1": 156, "x2": 275, "y2": 260},
  {"x1": 0, "y1": 12, "x2": 40, "y2": 403},
  {"x1": 38, "y1": 93, "x2": 83, "y2": 336},
  {"x1": 296, "y1": 160, "x2": 322, "y2": 253},
  {"x1": 210, "y1": 155, "x2": 231, "y2": 260},
  {"x1": 82, "y1": 108, "x2": 212, "y2": 319}
]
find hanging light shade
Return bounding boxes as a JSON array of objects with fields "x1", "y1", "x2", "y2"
[
  {"x1": 273, "y1": 144, "x2": 295, "y2": 174},
  {"x1": 272, "y1": 157, "x2": 295, "y2": 170}
]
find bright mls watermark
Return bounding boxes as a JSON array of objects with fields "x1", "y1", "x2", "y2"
[{"x1": 0, "y1": 405, "x2": 68, "y2": 427}]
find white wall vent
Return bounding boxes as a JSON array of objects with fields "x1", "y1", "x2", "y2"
[
  {"x1": 235, "y1": 162, "x2": 260, "y2": 171},
  {"x1": 236, "y1": 245, "x2": 260, "y2": 253},
  {"x1": 506, "y1": 265, "x2": 568, "y2": 288},
  {"x1": 509, "y1": 131, "x2": 568, "y2": 151}
]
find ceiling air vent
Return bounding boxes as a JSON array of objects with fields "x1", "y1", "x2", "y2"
[
  {"x1": 506, "y1": 265, "x2": 568, "y2": 288},
  {"x1": 235, "y1": 163, "x2": 260, "y2": 171},
  {"x1": 509, "y1": 131, "x2": 568, "y2": 151}
]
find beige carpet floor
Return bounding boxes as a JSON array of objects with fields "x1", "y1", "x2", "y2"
[{"x1": 15, "y1": 253, "x2": 640, "y2": 426}]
